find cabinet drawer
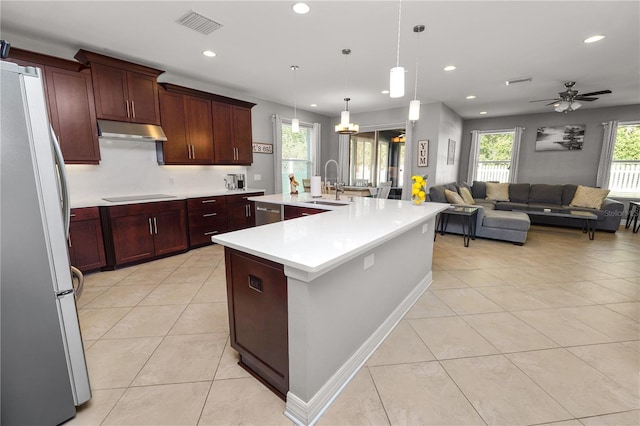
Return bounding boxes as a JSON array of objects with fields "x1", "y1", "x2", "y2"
[
  {"x1": 283, "y1": 206, "x2": 325, "y2": 220},
  {"x1": 226, "y1": 192, "x2": 261, "y2": 204},
  {"x1": 187, "y1": 196, "x2": 227, "y2": 212},
  {"x1": 70, "y1": 206, "x2": 100, "y2": 221}
]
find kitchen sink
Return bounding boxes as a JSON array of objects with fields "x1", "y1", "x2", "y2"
[{"x1": 303, "y1": 200, "x2": 349, "y2": 206}]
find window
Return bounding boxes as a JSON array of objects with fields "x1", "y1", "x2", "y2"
[
  {"x1": 608, "y1": 122, "x2": 640, "y2": 196},
  {"x1": 281, "y1": 122, "x2": 313, "y2": 193},
  {"x1": 348, "y1": 129, "x2": 405, "y2": 187},
  {"x1": 474, "y1": 131, "x2": 515, "y2": 183}
]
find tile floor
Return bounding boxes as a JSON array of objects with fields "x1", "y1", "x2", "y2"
[{"x1": 68, "y1": 224, "x2": 639, "y2": 425}]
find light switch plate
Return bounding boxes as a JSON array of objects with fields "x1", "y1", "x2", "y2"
[
  {"x1": 422, "y1": 223, "x2": 428, "y2": 234},
  {"x1": 254, "y1": 174, "x2": 262, "y2": 181}
]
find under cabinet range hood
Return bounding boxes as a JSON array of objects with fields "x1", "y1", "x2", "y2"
[{"x1": 97, "y1": 119, "x2": 167, "y2": 142}]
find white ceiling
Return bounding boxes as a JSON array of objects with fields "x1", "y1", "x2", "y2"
[{"x1": 2, "y1": 1, "x2": 638, "y2": 119}]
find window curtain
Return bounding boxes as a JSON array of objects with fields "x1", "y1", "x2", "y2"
[
  {"x1": 312, "y1": 123, "x2": 322, "y2": 176},
  {"x1": 596, "y1": 120, "x2": 618, "y2": 188},
  {"x1": 508, "y1": 126, "x2": 524, "y2": 183},
  {"x1": 272, "y1": 114, "x2": 284, "y2": 194},
  {"x1": 466, "y1": 130, "x2": 480, "y2": 183}
]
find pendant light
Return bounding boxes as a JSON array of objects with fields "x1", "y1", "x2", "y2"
[
  {"x1": 389, "y1": 0, "x2": 404, "y2": 98},
  {"x1": 409, "y1": 24, "x2": 425, "y2": 121},
  {"x1": 335, "y1": 49, "x2": 359, "y2": 134},
  {"x1": 291, "y1": 65, "x2": 300, "y2": 132}
]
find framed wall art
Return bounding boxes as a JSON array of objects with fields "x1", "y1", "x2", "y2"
[
  {"x1": 447, "y1": 139, "x2": 456, "y2": 165},
  {"x1": 535, "y1": 125, "x2": 585, "y2": 151},
  {"x1": 417, "y1": 140, "x2": 429, "y2": 167},
  {"x1": 252, "y1": 142, "x2": 273, "y2": 154}
]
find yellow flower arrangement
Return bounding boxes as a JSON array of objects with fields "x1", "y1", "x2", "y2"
[{"x1": 411, "y1": 175, "x2": 427, "y2": 205}]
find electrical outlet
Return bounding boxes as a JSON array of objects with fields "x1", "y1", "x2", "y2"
[
  {"x1": 254, "y1": 174, "x2": 262, "y2": 181},
  {"x1": 422, "y1": 223, "x2": 428, "y2": 234},
  {"x1": 364, "y1": 253, "x2": 374, "y2": 270},
  {"x1": 169, "y1": 176, "x2": 175, "y2": 184}
]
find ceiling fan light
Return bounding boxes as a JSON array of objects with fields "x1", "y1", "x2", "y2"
[
  {"x1": 390, "y1": 66, "x2": 405, "y2": 98},
  {"x1": 570, "y1": 101, "x2": 582, "y2": 110},
  {"x1": 555, "y1": 101, "x2": 570, "y2": 112},
  {"x1": 409, "y1": 99, "x2": 421, "y2": 121}
]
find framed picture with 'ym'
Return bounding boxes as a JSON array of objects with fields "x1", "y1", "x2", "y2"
[{"x1": 417, "y1": 140, "x2": 429, "y2": 167}]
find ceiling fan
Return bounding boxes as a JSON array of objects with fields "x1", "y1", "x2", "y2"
[{"x1": 530, "y1": 82, "x2": 612, "y2": 112}]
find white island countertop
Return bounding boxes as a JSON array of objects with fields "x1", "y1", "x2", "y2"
[{"x1": 212, "y1": 195, "x2": 448, "y2": 279}]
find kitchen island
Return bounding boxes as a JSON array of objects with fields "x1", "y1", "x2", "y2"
[{"x1": 212, "y1": 195, "x2": 447, "y2": 425}]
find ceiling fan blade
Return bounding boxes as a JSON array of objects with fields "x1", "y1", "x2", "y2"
[
  {"x1": 530, "y1": 98, "x2": 559, "y2": 103},
  {"x1": 574, "y1": 96, "x2": 599, "y2": 101},
  {"x1": 578, "y1": 90, "x2": 612, "y2": 97}
]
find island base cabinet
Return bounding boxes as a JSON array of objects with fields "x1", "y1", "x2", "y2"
[{"x1": 225, "y1": 248, "x2": 288, "y2": 399}]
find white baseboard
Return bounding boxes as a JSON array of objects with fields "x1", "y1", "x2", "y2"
[{"x1": 284, "y1": 271, "x2": 433, "y2": 426}]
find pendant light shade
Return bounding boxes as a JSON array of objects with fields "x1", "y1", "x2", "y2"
[
  {"x1": 389, "y1": 0, "x2": 404, "y2": 98},
  {"x1": 390, "y1": 66, "x2": 405, "y2": 98},
  {"x1": 409, "y1": 24, "x2": 425, "y2": 121},
  {"x1": 409, "y1": 99, "x2": 421, "y2": 121},
  {"x1": 291, "y1": 65, "x2": 299, "y2": 133}
]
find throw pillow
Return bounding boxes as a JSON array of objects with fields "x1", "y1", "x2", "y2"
[
  {"x1": 459, "y1": 186, "x2": 475, "y2": 205},
  {"x1": 485, "y1": 182, "x2": 510, "y2": 202},
  {"x1": 570, "y1": 185, "x2": 610, "y2": 209},
  {"x1": 444, "y1": 189, "x2": 464, "y2": 205}
]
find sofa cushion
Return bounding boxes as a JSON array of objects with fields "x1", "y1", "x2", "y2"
[
  {"x1": 529, "y1": 184, "x2": 563, "y2": 205},
  {"x1": 472, "y1": 181, "x2": 487, "y2": 199},
  {"x1": 509, "y1": 183, "x2": 531, "y2": 203},
  {"x1": 570, "y1": 185, "x2": 610, "y2": 209},
  {"x1": 459, "y1": 187, "x2": 475, "y2": 204},
  {"x1": 474, "y1": 200, "x2": 496, "y2": 210},
  {"x1": 445, "y1": 189, "x2": 464, "y2": 204},
  {"x1": 485, "y1": 182, "x2": 510, "y2": 201},
  {"x1": 495, "y1": 202, "x2": 529, "y2": 211},
  {"x1": 562, "y1": 184, "x2": 578, "y2": 205},
  {"x1": 483, "y1": 210, "x2": 530, "y2": 231},
  {"x1": 429, "y1": 186, "x2": 447, "y2": 203}
]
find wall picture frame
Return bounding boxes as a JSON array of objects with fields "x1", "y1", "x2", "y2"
[
  {"x1": 417, "y1": 140, "x2": 429, "y2": 167},
  {"x1": 535, "y1": 124, "x2": 585, "y2": 151},
  {"x1": 447, "y1": 139, "x2": 456, "y2": 165}
]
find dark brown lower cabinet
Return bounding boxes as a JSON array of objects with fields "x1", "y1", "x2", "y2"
[
  {"x1": 68, "y1": 207, "x2": 106, "y2": 272},
  {"x1": 225, "y1": 248, "x2": 288, "y2": 399},
  {"x1": 187, "y1": 196, "x2": 228, "y2": 248},
  {"x1": 226, "y1": 193, "x2": 260, "y2": 231},
  {"x1": 283, "y1": 205, "x2": 325, "y2": 220},
  {"x1": 100, "y1": 200, "x2": 187, "y2": 268}
]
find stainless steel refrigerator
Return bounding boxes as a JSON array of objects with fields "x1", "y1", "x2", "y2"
[{"x1": 1, "y1": 60, "x2": 91, "y2": 424}]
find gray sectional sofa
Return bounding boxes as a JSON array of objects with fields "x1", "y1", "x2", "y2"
[{"x1": 428, "y1": 181, "x2": 624, "y2": 244}]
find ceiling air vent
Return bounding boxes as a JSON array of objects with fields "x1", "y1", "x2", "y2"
[{"x1": 175, "y1": 10, "x2": 223, "y2": 35}]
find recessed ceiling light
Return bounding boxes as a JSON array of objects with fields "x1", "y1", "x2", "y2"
[
  {"x1": 466, "y1": 95, "x2": 476, "y2": 99},
  {"x1": 202, "y1": 50, "x2": 216, "y2": 57},
  {"x1": 381, "y1": 90, "x2": 390, "y2": 94},
  {"x1": 584, "y1": 34, "x2": 605, "y2": 44},
  {"x1": 310, "y1": 103, "x2": 318, "y2": 107},
  {"x1": 292, "y1": 2, "x2": 310, "y2": 14},
  {"x1": 479, "y1": 111, "x2": 488, "y2": 115},
  {"x1": 444, "y1": 65, "x2": 456, "y2": 71}
]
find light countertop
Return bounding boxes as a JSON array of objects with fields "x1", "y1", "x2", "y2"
[
  {"x1": 70, "y1": 188, "x2": 265, "y2": 208},
  {"x1": 212, "y1": 195, "x2": 448, "y2": 275},
  {"x1": 248, "y1": 192, "x2": 353, "y2": 210}
]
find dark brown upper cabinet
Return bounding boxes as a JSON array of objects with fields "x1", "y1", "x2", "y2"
[
  {"x1": 7, "y1": 48, "x2": 100, "y2": 164},
  {"x1": 75, "y1": 49, "x2": 163, "y2": 125},
  {"x1": 158, "y1": 84, "x2": 255, "y2": 166}
]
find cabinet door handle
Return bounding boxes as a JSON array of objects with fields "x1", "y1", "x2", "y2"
[
  {"x1": 70, "y1": 213, "x2": 76, "y2": 218},
  {"x1": 191, "y1": 144, "x2": 195, "y2": 159},
  {"x1": 125, "y1": 100, "x2": 131, "y2": 118},
  {"x1": 202, "y1": 213, "x2": 217, "y2": 217},
  {"x1": 131, "y1": 100, "x2": 136, "y2": 118},
  {"x1": 201, "y1": 199, "x2": 216, "y2": 204},
  {"x1": 302, "y1": 213, "x2": 311, "y2": 216},
  {"x1": 148, "y1": 217, "x2": 153, "y2": 235},
  {"x1": 153, "y1": 217, "x2": 158, "y2": 234},
  {"x1": 68, "y1": 236, "x2": 72, "y2": 248},
  {"x1": 204, "y1": 231, "x2": 219, "y2": 236}
]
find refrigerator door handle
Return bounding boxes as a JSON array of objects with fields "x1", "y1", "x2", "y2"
[{"x1": 49, "y1": 126, "x2": 70, "y2": 237}]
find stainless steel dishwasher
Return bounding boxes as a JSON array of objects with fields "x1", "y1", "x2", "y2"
[{"x1": 255, "y1": 202, "x2": 282, "y2": 225}]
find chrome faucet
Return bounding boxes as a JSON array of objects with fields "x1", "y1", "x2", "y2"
[
  {"x1": 335, "y1": 182, "x2": 345, "y2": 200},
  {"x1": 324, "y1": 159, "x2": 341, "y2": 194}
]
